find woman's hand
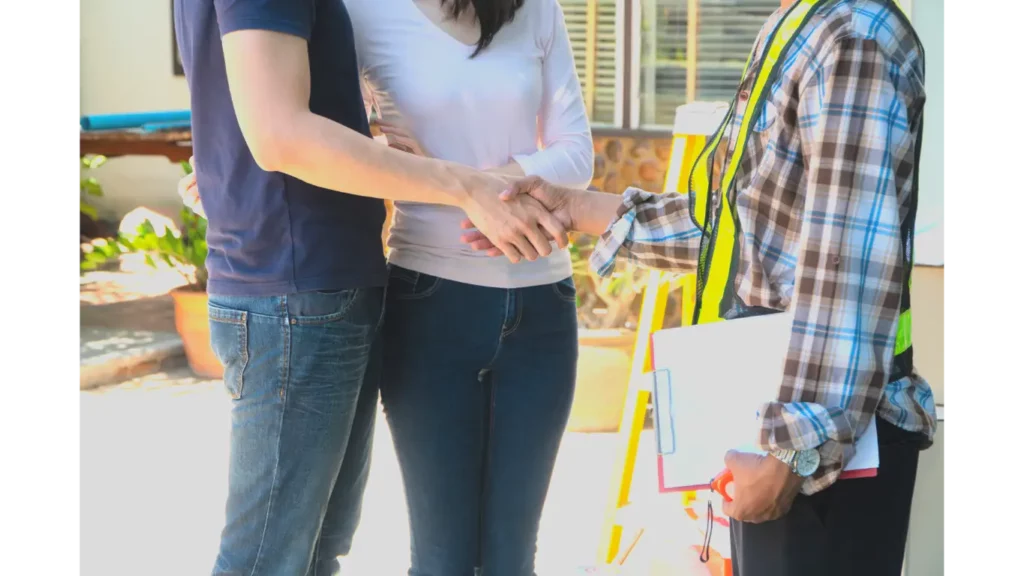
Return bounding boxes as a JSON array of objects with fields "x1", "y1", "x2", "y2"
[
  {"x1": 457, "y1": 171, "x2": 569, "y2": 263},
  {"x1": 377, "y1": 120, "x2": 427, "y2": 157},
  {"x1": 460, "y1": 176, "x2": 575, "y2": 256},
  {"x1": 177, "y1": 156, "x2": 206, "y2": 217}
]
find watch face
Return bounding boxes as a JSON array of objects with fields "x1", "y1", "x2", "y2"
[{"x1": 795, "y1": 450, "x2": 821, "y2": 477}]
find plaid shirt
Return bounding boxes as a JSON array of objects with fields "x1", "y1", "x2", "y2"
[{"x1": 592, "y1": 0, "x2": 936, "y2": 494}]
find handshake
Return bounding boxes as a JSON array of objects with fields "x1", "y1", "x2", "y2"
[
  {"x1": 178, "y1": 154, "x2": 617, "y2": 263},
  {"x1": 179, "y1": 155, "x2": 598, "y2": 266},
  {"x1": 455, "y1": 175, "x2": 589, "y2": 264}
]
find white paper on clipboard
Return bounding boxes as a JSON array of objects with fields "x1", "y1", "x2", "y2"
[{"x1": 650, "y1": 311, "x2": 879, "y2": 493}]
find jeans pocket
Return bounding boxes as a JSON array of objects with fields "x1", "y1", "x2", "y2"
[
  {"x1": 551, "y1": 276, "x2": 578, "y2": 304},
  {"x1": 287, "y1": 289, "x2": 361, "y2": 325},
  {"x1": 388, "y1": 266, "x2": 443, "y2": 300},
  {"x1": 209, "y1": 305, "x2": 248, "y2": 400}
]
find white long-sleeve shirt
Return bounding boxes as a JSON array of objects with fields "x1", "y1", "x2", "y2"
[{"x1": 347, "y1": 0, "x2": 594, "y2": 288}]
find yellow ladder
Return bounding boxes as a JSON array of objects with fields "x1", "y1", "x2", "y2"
[{"x1": 596, "y1": 103, "x2": 729, "y2": 571}]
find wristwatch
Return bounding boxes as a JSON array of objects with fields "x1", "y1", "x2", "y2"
[{"x1": 770, "y1": 448, "x2": 821, "y2": 477}]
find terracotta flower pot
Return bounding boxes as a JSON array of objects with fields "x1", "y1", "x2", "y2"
[
  {"x1": 568, "y1": 329, "x2": 638, "y2": 433},
  {"x1": 170, "y1": 287, "x2": 223, "y2": 379}
]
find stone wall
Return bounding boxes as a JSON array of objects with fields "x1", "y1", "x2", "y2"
[{"x1": 590, "y1": 133, "x2": 674, "y2": 194}]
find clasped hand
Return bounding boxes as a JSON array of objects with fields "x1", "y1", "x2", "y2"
[
  {"x1": 459, "y1": 176, "x2": 574, "y2": 259},
  {"x1": 456, "y1": 176, "x2": 574, "y2": 263},
  {"x1": 370, "y1": 121, "x2": 568, "y2": 264}
]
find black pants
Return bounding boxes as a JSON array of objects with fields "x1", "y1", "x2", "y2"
[{"x1": 730, "y1": 417, "x2": 926, "y2": 576}]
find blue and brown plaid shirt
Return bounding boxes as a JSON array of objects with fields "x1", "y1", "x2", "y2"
[{"x1": 591, "y1": 0, "x2": 936, "y2": 494}]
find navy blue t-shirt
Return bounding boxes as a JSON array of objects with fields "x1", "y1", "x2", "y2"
[{"x1": 173, "y1": 0, "x2": 386, "y2": 296}]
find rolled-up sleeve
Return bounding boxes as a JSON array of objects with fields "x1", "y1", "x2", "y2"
[
  {"x1": 590, "y1": 188, "x2": 704, "y2": 278},
  {"x1": 756, "y1": 38, "x2": 920, "y2": 494}
]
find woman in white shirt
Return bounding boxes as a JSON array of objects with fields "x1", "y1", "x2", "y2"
[{"x1": 349, "y1": 0, "x2": 592, "y2": 573}]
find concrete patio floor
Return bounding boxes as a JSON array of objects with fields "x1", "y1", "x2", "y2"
[{"x1": 80, "y1": 368, "x2": 714, "y2": 575}]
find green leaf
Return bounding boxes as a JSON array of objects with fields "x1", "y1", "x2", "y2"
[
  {"x1": 180, "y1": 160, "x2": 193, "y2": 175},
  {"x1": 144, "y1": 254, "x2": 157, "y2": 269},
  {"x1": 84, "y1": 250, "x2": 108, "y2": 264},
  {"x1": 90, "y1": 238, "x2": 118, "y2": 259},
  {"x1": 81, "y1": 177, "x2": 104, "y2": 197},
  {"x1": 193, "y1": 243, "x2": 208, "y2": 268},
  {"x1": 86, "y1": 155, "x2": 108, "y2": 170},
  {"x1": 116, "y1": 236, "x2": 136, "y2": 251},
  {"x1": 156, "y1": 235, "x2": 172, "y2": 254},
  {"x1": 80, "y1": 200, "x2": 98, "y2": 220}
]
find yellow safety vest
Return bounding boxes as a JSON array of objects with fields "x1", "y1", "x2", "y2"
[{"x1": 688, "y1": 0, "x2": 920, "y2": 377}]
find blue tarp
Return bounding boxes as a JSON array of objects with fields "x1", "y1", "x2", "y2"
[
  {"x1": 139, "y1": 120, "x2": 193, "y2": 133},
  {"x1": 80, "y1": 110, "x2": 191, "y2": 131}
]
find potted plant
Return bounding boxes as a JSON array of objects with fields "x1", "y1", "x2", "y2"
[{"x1": 81, "y1": 163, "x2": 221, "y2": 378}]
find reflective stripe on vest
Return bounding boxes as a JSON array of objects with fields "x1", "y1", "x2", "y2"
[{"x1": 687, "y1": 0, "x2": 918, "y2": 366}]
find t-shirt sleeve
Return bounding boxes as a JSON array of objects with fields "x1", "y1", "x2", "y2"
[{"x1": 214, "y1": 0, "x2": 316, "y2": 40}]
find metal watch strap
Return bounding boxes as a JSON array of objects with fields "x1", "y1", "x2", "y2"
[{"x1": 771, "y1": 449, "x2": 797, "y2": 471}]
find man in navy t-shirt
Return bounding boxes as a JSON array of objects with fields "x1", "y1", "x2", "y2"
[{"x1": 173, "y1": 1, "x2": 567, "y2": 574}]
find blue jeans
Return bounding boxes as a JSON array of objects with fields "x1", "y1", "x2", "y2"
[
  {"x1": 379, "y1": 266, "x2": 579, "y2": 576},
  {"x1": 207, "y1": 288, "x2": 384, "y2": 576}
]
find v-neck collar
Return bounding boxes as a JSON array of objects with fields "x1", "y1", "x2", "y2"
[{"x1": 407, "y1": 0, "x2": 479, "y2": 51}]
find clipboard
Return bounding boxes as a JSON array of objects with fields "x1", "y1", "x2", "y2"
[{"x1": 649, "y1": 311, "x2": 879, "y2": 493}]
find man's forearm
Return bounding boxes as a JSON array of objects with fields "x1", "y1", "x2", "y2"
[
  {"x1": 221, "y1": 28, "x2": 489, "y2": 208},
  {"x1": 266, "y1": 110, "x2": 480, "y2": 207},
  {"x1": 486, "y1": 160, "x2": 527, "y2": 179},
  {"x1": 219, "y1": 27, "x2": 567, "y2": 263},
  {"x1": 567, "y1": 189, "x2": 625, "y2": 236}
]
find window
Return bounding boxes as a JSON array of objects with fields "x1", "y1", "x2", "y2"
[
  {"x1": 560, "y1": 0, "x2": 621, "y2": 126},
  {"x1": 638, "y1": 0, "x2": 777, "y2": 128},
  {"x1": 558, "y1": 0, "x2": 777, "y2": 131}
]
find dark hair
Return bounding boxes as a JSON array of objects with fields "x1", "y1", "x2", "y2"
[{"x1": 440, "y1": 0, "x2": 525, "y2": 57}]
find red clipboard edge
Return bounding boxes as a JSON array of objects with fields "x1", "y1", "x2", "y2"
[
  {"x1": 657, "y1": 454, "x2": 711, "y2": 493},
  {"x1": 838, "y1": 467, "x2": 878, "y2": 480}
]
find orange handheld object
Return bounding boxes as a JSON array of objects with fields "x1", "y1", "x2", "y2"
[{"x1": 711, "y1": 469, "x2": 734, "y2": 502}]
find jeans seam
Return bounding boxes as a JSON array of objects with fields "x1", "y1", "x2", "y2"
[
  {"x1": 313, "y1": 533, "x2": 322, "y2": 576},
  {"x1": 280, "y1": 299, "x2": 290, "y2": 402},
  {"x1": 248, "y1": 366, "x2": 288, "y2": 576},
  {"x1": 248, "y1": 303, "x2": 290, "y2": 569},
  {"x1": 480, "y1": 293, "x2": 511, "y2": 378},
  {"x1": 477, "y1": 376, "x2": 497, "y2": 571},
  {"x1": 209, "y1": 311, "x2": 248, "y2": 400},
  {"x1": 500, "y1": 290, "x2": 522, "y2": 339},
  {"x1": 376, "y1": 285, "x2": 388, "y2": 334},
  {"x1": 237, "y1": 314, "x2": 248, "y2": 399}
]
